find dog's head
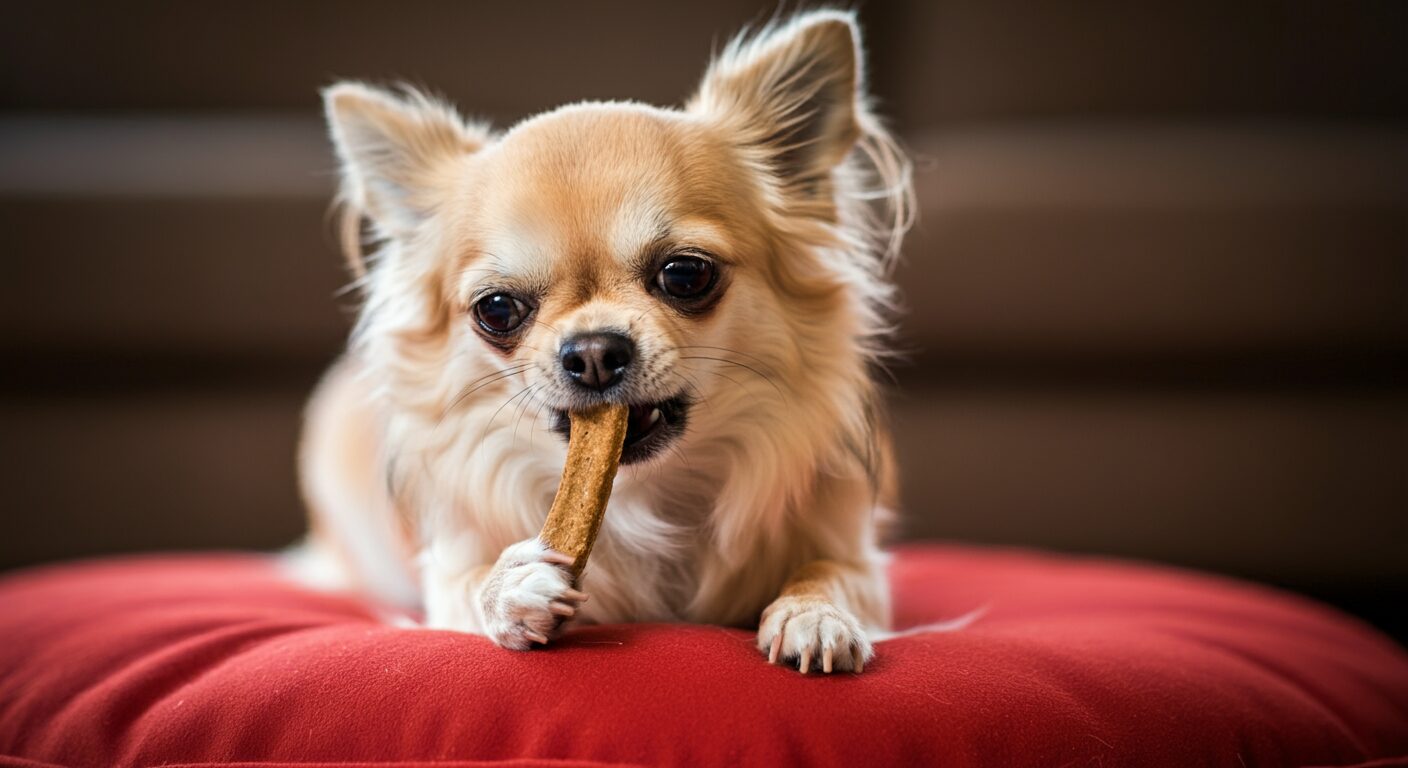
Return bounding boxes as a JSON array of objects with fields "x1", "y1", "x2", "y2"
[{"x1": 325, "y1": 11, "x2": 910, "y2": 470}]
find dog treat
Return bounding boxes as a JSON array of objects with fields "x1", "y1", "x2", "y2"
[{"x1": 539, "y1": 403, "x2": 630, "y2": 578}]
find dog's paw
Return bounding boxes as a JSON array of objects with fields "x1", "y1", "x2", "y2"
[
  {"x1": 757, "y1": 595, "x2": 873, "y2": 674},
  {"x1": 477, "y1": 538, "x2": 587, "y2": 650}
]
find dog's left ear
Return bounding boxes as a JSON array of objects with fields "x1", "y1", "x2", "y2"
[{"x1": 689, "y1": 10, "x2": 863, "y2": 201}]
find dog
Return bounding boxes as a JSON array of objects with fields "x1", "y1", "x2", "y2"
[{"x1": 295, "y1": 9, "x2": 912, "y2": 674}]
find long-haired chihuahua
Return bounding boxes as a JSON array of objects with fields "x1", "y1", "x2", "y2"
[{"x1": 295, "y1": 9, "x2": 913, "y2": 674}]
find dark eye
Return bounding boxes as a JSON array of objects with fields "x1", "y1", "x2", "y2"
[
  {"x1": 474, "y1": 293, "x2": 530, "y2": 333},
  {"x1": 657, "y1": 257, "x2": 716, "y2": 299}
]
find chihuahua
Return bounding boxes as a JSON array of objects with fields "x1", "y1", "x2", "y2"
[{"x1": 296, "y1": 9, "x2": 912, "y2": 674}]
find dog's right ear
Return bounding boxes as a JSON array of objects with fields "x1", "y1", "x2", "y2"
[{"x1": 323, "y1": 82, "x2": 487, "y2": 249}]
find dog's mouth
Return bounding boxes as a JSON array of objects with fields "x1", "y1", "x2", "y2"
[{"x1": 552, "y1": 395, "x2": 689, "y2": 465}]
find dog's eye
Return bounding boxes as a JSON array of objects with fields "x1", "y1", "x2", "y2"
[
  {"x1": 657, "y1": 257, "x2": 715, "y2": 299},
  {"x1": 474, "y1": 293, "x2": 530, "y2": 334}
]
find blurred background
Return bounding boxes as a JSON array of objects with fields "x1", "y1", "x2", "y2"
[{"x1": 1, "y1": 2, "x2": 1403, "y2": 639}]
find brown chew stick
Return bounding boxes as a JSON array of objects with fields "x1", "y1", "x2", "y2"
[{"x1": 539, "y1": 403, "x2": 630, "y2": 578}]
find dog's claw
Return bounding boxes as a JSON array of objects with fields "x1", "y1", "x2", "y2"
[
  {"x1": 525, "y1": 630, "x2": 549, "y2": 644},
  {"x1": 563, "y1": 588, "x2": 589, "y2": 602},
  {"x1": 768, "y1": 634, "x2": 782, "y2": 664},
  {"x1": 541, "y1": 550, "x2": 576, "y2": 566},
  {"x1": 799, "y1": 648, "x2": 812, "y2": 674},
  {"x1": 548, "y1": 601, "x2": 576, "y2": 617},
  {"x1": 854, "y1": 646, "x2": 864, "y2": 674},
  {"x1": 823, "y1": 647, "x2": 834, "y2": 674}
]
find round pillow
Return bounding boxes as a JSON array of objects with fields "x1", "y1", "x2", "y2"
[{"x1": 1, "y1": 545, "x2": 1405, "y2": 767}]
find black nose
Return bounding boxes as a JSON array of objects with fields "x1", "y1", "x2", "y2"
[{"x1": 559, "y1": 332, "x2": 634, "y2": 391}]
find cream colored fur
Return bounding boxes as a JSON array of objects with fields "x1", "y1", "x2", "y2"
[{"x1": 298, "y1": 10, "x2": 913, "y2": 674}]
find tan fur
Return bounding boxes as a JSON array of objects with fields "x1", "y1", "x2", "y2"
[
  {"x1": 299, "y1": 10, "x2": 912, "y2": 672},
  {"x1": 297, "y1": 356, "x2": 420, "y2": 605}
]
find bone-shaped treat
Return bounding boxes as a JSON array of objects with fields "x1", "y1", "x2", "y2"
[{"x1": 538, "y1": 403, "x2": 629, "y2": 578}]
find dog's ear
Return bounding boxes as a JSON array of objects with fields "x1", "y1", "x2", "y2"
[
  {"x1": 323, "y1": 82, "x2": 486, "y2": 241},
  {"x1": 689, "y1": 11, "x2": 863, "y2": 201}
]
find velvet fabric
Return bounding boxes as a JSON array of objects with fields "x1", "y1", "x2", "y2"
[{"x1": 2, "y1": 545, "x2": 1405, "y2": 767}]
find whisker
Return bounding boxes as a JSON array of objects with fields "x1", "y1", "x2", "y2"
[
  {"x1": 448, "y1": 363, "x2": 532, "y2": 404},
  {"x1": 674, "y1": 344, "x2": 776, "y2": 370},
  {"x1": 681, "y1": 364, "x2": 744, "y2": 397},
  {"x1": 493, "y1": 384, "x2": 538, "y2": 430},
  {"x1": 679, "y1": 356, "x2": 786, "y2": 399},
  {"x1": 670, "y1": 370, "x2": 710, "y2": 412},
  {"x1": 475, "y1": 383, "x2": 539, "y2": 458},
  {"x1": 529, "y1": 392, "x2": 554, "y2": 451},
  {"x1": 511, "y1": 386, "x2": 544, "y2": 449},
  {"x1": 437, "y1": 364, "x2": 533, "y2": 429},
  {"x1": 666, "y1": 441, "x2": 693, "y2": 472}
]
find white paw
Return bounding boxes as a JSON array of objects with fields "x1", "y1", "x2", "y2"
[
  {"x1": 757, "y1": 596, "x2": 873, "y2": 674},
  {"x1": 477, "y1": 538, "x2": 587, "y2": 650}
]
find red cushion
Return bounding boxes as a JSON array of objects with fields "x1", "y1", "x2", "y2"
[{"x1": 1, "y1": 545, "x2": 1405, "y2": 768}]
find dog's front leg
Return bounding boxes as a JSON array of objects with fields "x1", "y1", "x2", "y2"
[
  {"x1": 423, "y1": 538, "x2": 587, "y2": 650},
  {"x1": 758, "y1": 560, "x2": 885, "y2": 674}
]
